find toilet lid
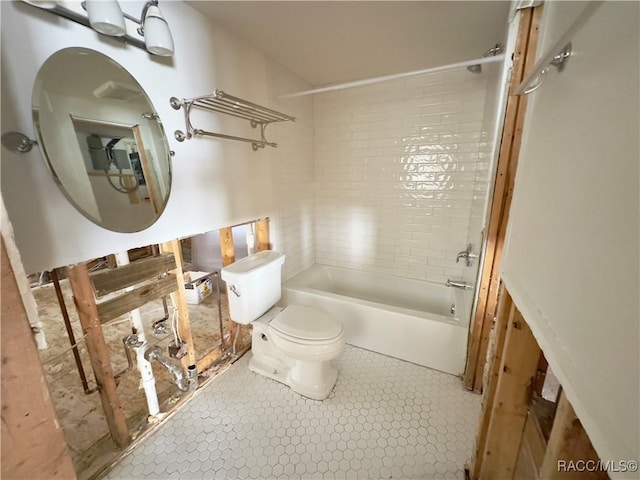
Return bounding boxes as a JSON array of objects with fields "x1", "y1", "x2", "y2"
[{"x1": 270, "y1": 305, "x2": 343, "y2": 341}]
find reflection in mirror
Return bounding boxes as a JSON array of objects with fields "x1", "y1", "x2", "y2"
[{"x1": 32, "y1": 47, "x2": 171, "y2": 232}]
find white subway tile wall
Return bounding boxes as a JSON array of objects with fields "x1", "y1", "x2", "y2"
[
  {"x1": 268, "y1": 68, "x2": 316, "y2": 282},
  {"x1": 463, "y1": 64, "x2": 502, "y2": 287},
  {"x1": 314, "y1": 69, "x2": 496, "y2": 284}
]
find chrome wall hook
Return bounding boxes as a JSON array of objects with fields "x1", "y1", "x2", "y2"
[
  {"x1": 1, "y1": 131, "x2": 38, "y2": 154},
  {"x1": 550, "y1": 42, "x2": 572, "y2": 72}
]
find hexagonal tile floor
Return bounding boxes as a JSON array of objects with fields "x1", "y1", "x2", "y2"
[{"x1": 103, "y1": 346, "x2": 480, "y2": 479}]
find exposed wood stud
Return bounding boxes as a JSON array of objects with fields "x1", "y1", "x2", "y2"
[
  {"x1": 219, "y1": 227, "x2": 236, "y2": 266},
  {"x1": 96, "y1": 274, "x2": 178, "y2": 324},
  {"x1": 219, "y1": 227, "x2": 241, "y2": 351},
  {"x1": 515, "y1": 410, "x2": 548, "y2": 479},
  {"x1": 160, "y1": 240, "x2": 196, "y2": 367},
  {"x1": 196, "y1": 346, "x2": 224, "y2": 373},
  {"x1": 122, "y1": 175, "x2": 140, "y2": 204},
  {"x1": 1, "y1": 239, "x2": 77, "y2": 479},
  {"x1": 464, "y1": 5, "x2": 543, "y2": 392},
  {"x1": 91, "y1": 253, "x2": 176, "y2": 297},
  {"x1": 255, "y1": 218, "x2": 270, "y2": 251},
  {"x1": 67, "y1": 262, "x2": 130, "y2": 449},
  {"x1": 132, "y1": 125, "x2": 162, "y2": 214},
  {"x1": 479, "y1": 303, "x2": 542, "y2": 480},
  {"x1": 540, "y1": 392, "x2": 609, "y2": 480},
  {"x1": 469, "y1": 283, "x2": 513, "y2": 480}
]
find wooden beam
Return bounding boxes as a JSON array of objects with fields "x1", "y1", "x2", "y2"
[
  {"x1": 539, "y1": 392, "x2": 608, "y2": 480},
  {"x1": 255, "y1": 218, "x2": 270, "y2": 251},
  {"x1": 91, "y1": 252, "x2": 176, "y2": 297},
  {"x1": 219, "y1": 227, "x2": 235, "y2": 265},
  {"x1": 523, "y1": 409, "x2": 547, "y2": 475},
  {"x1": 1, "y1": 239, "x2": 77, "y2": 480},
  {"x1": 219, "y1": 227, "x2": 241, "y2": 349},
  {"x1": 465, "y1": 5, "x2": 543, "y2": 391},
  {"x1": 196, "y1": 346, "x2": 224, "y2": 373},
  {"x1": 479, "y1": 301, "x2": 541, "y2": 480},
  {"x1": 67, "y1": 262, "x2": 129, "y2": 449},
  {"x1": 469, "y1": 283, "x2": 513, "y2": 479},
  {"x1": 132, "y1": 124, "x2": 162, "y2": 214},
  {"x1": 160, "y1": 240, "x2": 196, "y2": 367},
  {"x1": 96, "y1": 274, "x2": 178, "y2": 324},
  {"x1": 121, "y1": 174, "x2": 140, "y2": 205}
]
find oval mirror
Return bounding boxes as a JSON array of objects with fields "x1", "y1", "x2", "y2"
[{"x1": 32, "y1": 47, "x2": 172, "y2": 233}]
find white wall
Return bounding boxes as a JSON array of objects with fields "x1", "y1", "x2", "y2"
[
  {"x1": 0, "y1": 1, "x2": 313, "y2": 276},
  {"x1": 501, "y1": 2, "x2": 639, "y2": 472},
  {"x1": 313, "y1": 68, "x2": 496, "y2": 285}
]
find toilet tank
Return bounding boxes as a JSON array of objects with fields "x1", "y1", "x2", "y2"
[{"x1": 220, "y1": 251, "x2": 285, "y2": 324}]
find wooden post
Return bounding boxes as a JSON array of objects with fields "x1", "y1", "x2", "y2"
[
  {"x1": 539, "y1": 392, "x2": 608, "y2": 480},
  {"x1": 160, "y1": 240, "x2": 196, "y2": 367},
  {"x1": 465, "y1": 5, "x2": 543, "y2": 392},
  {"x1": 479, "y1": 300, "x2": 541, "y2": 480},
  {"x1": 469, "y1": 283, "x2": 513, "y2": 479},
  {"x1": 255, "y1": 218, "x2": 270, "y2": 251},
  {"x1": 67, "y1": 263, "x2": 129, "y2": 449},
  {"x1": 1, "y1": 239, "x2": 77, "y2": 479},
  {"x1": 132, "y1": 125, "x2": 162, "y2": 214},
  {"x1": 219, "y1": 227, "x2": 240, "y2": 349}
]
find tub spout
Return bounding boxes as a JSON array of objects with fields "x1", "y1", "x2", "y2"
[
  {"x1": 456, "y1": 244, "x2": 478, "y2": 267},
  {"x1": 144, "y1": 345, "x2": 197, "y2": 393},
  {"x1": 446, "y1": 279, "x2": 474, "y2": 290}
]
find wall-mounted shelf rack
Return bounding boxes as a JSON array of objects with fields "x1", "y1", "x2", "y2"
[{"x1": 170, "y1": 90, "x2": 296, "y2": 151}]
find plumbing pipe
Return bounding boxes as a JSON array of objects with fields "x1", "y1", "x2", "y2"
[
  {"x1": 144, "y1": 345, "x2": 197, "y2": 392},
  {"x1": 186, "y1": 364, "x2": 197, "y2": 393},
  {"x1": 214, "y1": 271, "x2": 225, "y2": 350},
  {"x1": 151, "y1": 296, "x2": 170, "y2": 334},
  {"x1": 115, "y1": 251, "x2": 161, "y2": 417},
  {"x1": 113, "y1": 336, "x2": 135, "y2": 381},
  {"x1": 50, "y1": 268, "x2": 98, "y2": 395}
]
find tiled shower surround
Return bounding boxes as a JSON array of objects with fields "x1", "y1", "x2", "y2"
[{"x1": 314, "y1": 67, "x2": 499, "y2": 284}]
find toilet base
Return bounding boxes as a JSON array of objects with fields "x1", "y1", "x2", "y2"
[
  {"x1": 248, "y1": 312, "x2": 340, "y2": 400},
  {"x1": 288, "y1": 361, "x2": 339, "y2": 400},
  {"x1": 248, "y1": 353, "x2": 339, "y2": 400}
]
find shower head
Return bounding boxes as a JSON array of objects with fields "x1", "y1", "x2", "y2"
[{"x1": 467, "y1": 43, "x2": 503, "y2": 74}]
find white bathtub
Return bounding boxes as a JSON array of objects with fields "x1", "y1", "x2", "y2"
[{"x1": 280, "y1": 264, "x2": 469, "y2": 375}]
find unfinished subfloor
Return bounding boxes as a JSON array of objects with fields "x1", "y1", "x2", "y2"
[
  {"x1": 103, "y1": 345, "x2": 481, "y2": 480},
  {"x1": 32, "y1": 271, "x2": 244, "y2": 478}
]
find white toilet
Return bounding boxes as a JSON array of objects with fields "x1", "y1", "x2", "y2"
[{"x1": 220, "y1": 251, "x2": 345, "y2": 400}]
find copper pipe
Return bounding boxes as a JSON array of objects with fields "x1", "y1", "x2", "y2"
[
  {"x1": 114, "y1": 336, "x2": 135, "y2": 382},
  {"x1": 51, "y1": 268, "x2": 98, "y2": 395},
  {"x1": 214, "y1": 271, "x2": 225, "y2": 350}
]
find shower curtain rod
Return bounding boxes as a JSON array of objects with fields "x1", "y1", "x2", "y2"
[{"x1": 278, "y1": 54, "x2": 505, "y2": 98}]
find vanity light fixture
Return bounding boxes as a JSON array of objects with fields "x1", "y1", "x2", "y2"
[
  {"x1": 83, "y1": 0, "x2": 174, "y2": 56},
  {"x1": 138, "y1": 3, "x2": 174, "y2": 57},
  {"x1": 19, "y1": 0, "x2": 174, "y2": 57},
  {"x1": 85, "y1": 0, "x2": 126, "y2": 37},
  {"x1": 21, "y1": 0, "x2": 57, "y2": 9}
]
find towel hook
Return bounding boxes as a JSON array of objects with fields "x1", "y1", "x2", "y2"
[{"x1": 1, "y1": 131, "x2": 38, "y2": 154}]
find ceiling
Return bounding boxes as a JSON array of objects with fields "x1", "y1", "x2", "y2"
[{"x1": 186, "y1": 1, "x2": 511, "y2": 87}]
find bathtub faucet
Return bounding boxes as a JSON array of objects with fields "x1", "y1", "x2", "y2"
[
  {"x1": 446, "y1": 279, "x2": 474, "y2": 290},
  {"x1": 456, "y1": 244, "x2": 478, "y2": 267}
]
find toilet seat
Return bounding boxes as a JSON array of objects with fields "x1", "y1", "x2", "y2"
[{"x1": 269, "y1": 305, "x2": 343, "y2": 342}]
